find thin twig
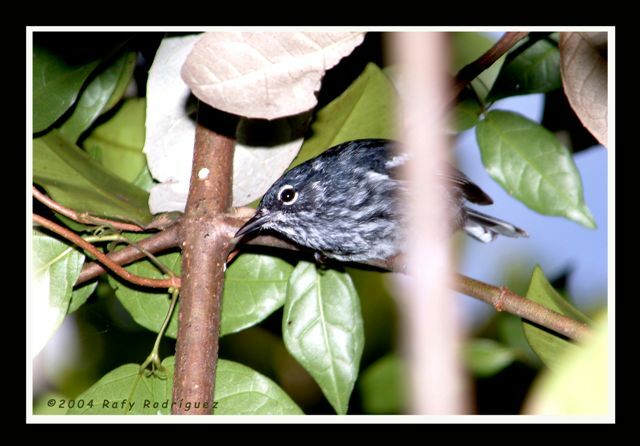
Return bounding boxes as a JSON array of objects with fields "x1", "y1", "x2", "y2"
[
  {"x1": 230, "y1": 217, "x2": 590, "y2": 343},
  {"x1": 33, "y1": 214, "x2": 179, "y2": 289},
  {"x1": 451, "y1": 32, "x2": 529, "y2": 100},
  {"x1": 75, "y1": 223, "x2": 182, "y2": 285},
  {"x1": 139, "y1": 287, "x2": 180, "y2": 378},
  {"x1": 33, "y1": 186, "x2": 145, "y2": 232},
  {"x1": 227, "y1": 209, "x2": 590, "y2": 342},
  {"x1": 454, "y1": 274, "x2": 590, "y2": 342}
]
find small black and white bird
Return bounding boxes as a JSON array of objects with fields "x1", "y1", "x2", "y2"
[{"x1": 235, "y1": 138, "x2": 527, "y2": 263}]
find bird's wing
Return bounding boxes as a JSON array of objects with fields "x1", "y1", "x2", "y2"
[
  {"x1": 371, "y1": 140, "x2": 492, "y2": 206},
  {"x1": 442, "y1": 167, "x2": 493, "y2": 205}
]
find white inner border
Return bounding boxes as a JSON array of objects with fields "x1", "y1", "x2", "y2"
[{"x1": 26, "y1": 26, "x2": 615, "y2": 424}]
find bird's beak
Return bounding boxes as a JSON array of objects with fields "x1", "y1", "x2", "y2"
[{"x1": 235, "y1": 210, "x2": 272, "y2": 238}]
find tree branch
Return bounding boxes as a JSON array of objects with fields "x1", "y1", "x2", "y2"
[
  {"x1": 75, "y1": 223, "x2": 182, "y2": 285},
  {"x1": 33, "y1": 214, "x2": 179, "y2": 289},
  {"x1": 69, "y1": 201, "x2": 591, "y2": 344},
  {"x1": 451, "y1": 32, "x2": 529, "y2": 100},
  {"x1": 454, "y1": 274, "x2": 590, "y2": 341},
  {"x1": 227, "y1": 210, "x2": 590, "y2": 343},
  {"x1": 32, "y1": 186, "x2": 145, "y2": 233},
  {"x1": 171, "y1": 104, "x2": 235, "y2": 415}
]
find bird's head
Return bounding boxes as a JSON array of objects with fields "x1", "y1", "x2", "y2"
[{"x1": 235, "y1": 159, "x2": 330, "y2": 241}]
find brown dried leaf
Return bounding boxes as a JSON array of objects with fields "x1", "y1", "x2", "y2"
[
  {"x1": 181, "y1": 32, "x2": 365, "y2": 120},
  {"x1": 559, "y1": 32, "x2": 608, "y2": 147}
]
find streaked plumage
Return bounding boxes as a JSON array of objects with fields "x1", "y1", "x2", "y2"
[{"x1": 236, "y1": 139, "x2": 527, "y2": 263}]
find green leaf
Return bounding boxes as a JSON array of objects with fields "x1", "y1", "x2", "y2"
[
  {"x1": 359, "y1": 354, "x2": 405, "y2": 414},
  {"x1": 525, "y1": 311, "x2": 608, "y2": 415},
  {"x1": 111, "y1": 250, "x2": 292, "y2": 339},
  {"x1": 131, "y1": 164, "x2": 156, "y2": 192},
  {"x1": 522, "y1": 266, "x2": 592, "y2": 369},
  {"x1": 220, "y1": 254, "x2": 294, "y2": 336},
  {"x1": 32, "y1": 229, "x2": 85, "y2": 355},
  {"x1": 496, "y1": 313, "x2": 542, "y2": 368},
  {"x1": 33, "y1": 393, "x2": 70, "y2": 414},
  {"x1": 347, "y1": 267, "x2": 397, "y2": 361},
  {"x1": 107, "y1": 234, "x2": 180, "y2": 338},
  {"x1": 476, "y1": 110, "x2": 595, "y2": 228},
  {"x1": 453, "y1": 91, "x2": 483, "y2": 132},
  {"x1": 68, "y1": 357, "x2": 302, "y2": 415},
  {"x1": 53, "y1": 213, "x2": 93, "y2": 233},
  {"x1": 291, "y1": 63, "x2": 395, "y2": 167},
  {"x1": 283, "y1": 262, "x2": 364, "y2": 414},
  {"x1": 59, "y1": 51, "x2": 137, "y2": 142},
  {"x1": 451, "y1": 32, "x2": 507, "y2": 99},
  {"x1": 215, "y1": 359, "x2": 304, "y2": 415},
  {"x1": 530, "y1": 267, "x2": 592, "y2": 323},
  {"x1": 67, "y1": 357, "x2": 175, "y2": 414},
  {"x1": 464, "y1": 338, "x2": 516, "y2": 377},
  {"x1": 33, "y1": 45, "x2": 100, "y2": 133},
  {"x1": 68, "y1": 281, "x2": 97, "y2": 313},
  {"x1": 102, "y1": 54, "x2": 138, "y2": 114},
  {"x1": 488, "y1": 36, "x2": 561, "y2": 101},
  {"x1": 83, "y1": 98, "x2": 148, "y2": 184},
  {"x1": 33, "y1": 129, "x2": 152, "y2": 225}
]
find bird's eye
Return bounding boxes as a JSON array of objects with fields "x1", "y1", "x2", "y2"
[{"x1": 277, "y1": 185, "x2": 298, "y2": 205}]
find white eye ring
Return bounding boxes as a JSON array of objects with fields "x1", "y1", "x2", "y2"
[{"x1": 277, "y1": 185, "x2": 298, "y2": 205}]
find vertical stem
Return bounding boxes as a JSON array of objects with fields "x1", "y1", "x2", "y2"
[
  {"x1": 172, "y1": 104, "x2": 235, "y2": 415},
  {"x1": 392, "y1": 32, "x2": 469, "y2": 414}
]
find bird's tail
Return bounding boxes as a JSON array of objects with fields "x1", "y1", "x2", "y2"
[{"x1": 463, "y1": 208, "x2": 528, "y2": 243}]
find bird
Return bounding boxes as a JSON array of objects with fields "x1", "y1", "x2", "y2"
[{"x1": 235, "y1": 138, "x2": 527, "y2": 264}]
